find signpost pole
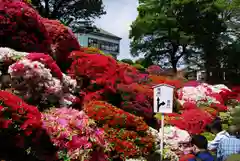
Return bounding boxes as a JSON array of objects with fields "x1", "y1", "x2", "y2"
[
  {"x1": 160, "y1": 113, "x2": 164, "y2": 161},
  {"x1": 153, "y1": 84, "x2": 174, "y2": 161}
]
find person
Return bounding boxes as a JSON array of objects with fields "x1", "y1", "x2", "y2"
[
  {"x1": 217, "y1": 125, "x2": 240, "y2": 161},
  {"x1": 206, "y1": 118, "x2": 230, "y2": 151},
  {"x1": 188, "y1": 135, "x2": 215, "y2": 161}
]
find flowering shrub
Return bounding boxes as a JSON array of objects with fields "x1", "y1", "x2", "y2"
[
  {"x1": 0, "y1": 1, "x2": 50, "y2": 53},
  {"x1": 42, "y1": 107, "x2": 109, "y2": 161},
  {"x1": 117, "y1": 62, "x2": 142, "y2": 84},
  {"x1": 168, "y1": 109, "x2": 214, "y2": 134},
  {"x1": 117, "y1": 83, "x2": 153, "y2": 121},
  {"x1": 8, "y1": 53, "x2": 78, "y2": 107},
  {"x1": 68, "y1": 51, "x2": 119, "y2": 91},
  {"x1": 159, "y1": 126, "x2": 191, "y2": 150},
  {"x1": 146, "y1": 65, "x2": 162, "y2": 75},
  {"x1": 42, "y1": 18, "x2": 80, "y2": 70},
  {"x1": 0, "y1": 47, "x2": 28, "y2": 75},
  {"x1": 148, "y1": 75, "x2": 182, "y2": 88},
  {"x1": 84, "y1": 101, "x2": 155, "y2": 159},
  {"x1": 177, "y1": 83, "x2": 228, "y2": 111},
  {"x1": 0, "y1": 90, "x2": 42, "y2": 146}
]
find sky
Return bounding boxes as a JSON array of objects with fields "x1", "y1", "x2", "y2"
[{"x1": 95, "y1": 0, "x2": 139, "y2": 60}]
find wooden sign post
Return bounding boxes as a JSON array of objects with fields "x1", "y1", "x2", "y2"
[{"x1": 153, "y1": 84, "x2": 174, "y2": 161}]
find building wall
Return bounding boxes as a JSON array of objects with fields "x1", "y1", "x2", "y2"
[{"x1": 75, "y1": 33, "x2": 120, "y2": 58}]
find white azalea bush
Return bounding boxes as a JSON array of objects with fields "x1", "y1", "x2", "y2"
[
  {"x1": 8, "y1": 52, "x2": 79, "y2": 108},
  {"x1": 0, "y1": 47, "x2": 28, "y2": 76},
  {"x1": 177, "y1": 83, "x2": 230, "y2": 111}
]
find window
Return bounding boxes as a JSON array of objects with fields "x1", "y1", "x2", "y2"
[{"x1": 88, "y1": 38, "x2": 119, "y2": 53}]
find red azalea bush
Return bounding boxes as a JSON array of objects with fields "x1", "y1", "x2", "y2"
[
  {"x1": 148, "y1": 75, "x2": 182, "y2": 89},
  {"x1": 83, "y1": 101, "x2": 155, "y2": 159},
  {"x1": 68, "y1": 51, "x2": 119, "y2": 91},
  {"x1": 0, "y1": 90, "x2": 43, "y2": 149},
  {"x1": 0, "y1": 0, "x2": 50, "y2": 53},
  {"x1": 146, "y1": 65, "x2": 162, "y2": 75},
  {"x1": 84, "y1": 101, "x2": 149, "y2": 131},
  {"x1": 117, "y1": 83, "x2": 153, "y2": 121},
  {"x1": 168, "y1": 109, "x2": 214, "y2": 134},
  {"x1": 42, "y1": 18, "x2": 80, "y2": 70},
  {"x1": 117, "y1": 62, "x2": 142, "y2": 84}
]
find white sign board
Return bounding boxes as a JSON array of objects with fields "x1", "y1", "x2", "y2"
[{"x1": 153, "y1": 84, "x2": 174, "y2": 113}]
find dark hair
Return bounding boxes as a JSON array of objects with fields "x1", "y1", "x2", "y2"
[
  {"x1": 206, "y1": 118, "x2": 222, "y2": 132},
  {"x1": 191, "y1": 135, "x2": 208, "y2": 149}
]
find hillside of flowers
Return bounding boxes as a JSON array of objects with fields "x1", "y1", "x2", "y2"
[{"x1": 0, "y1": 0, "x2": 239, "y2": 161}]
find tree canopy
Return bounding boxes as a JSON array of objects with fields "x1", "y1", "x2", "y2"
[
  {"x1": 129, "y1": 0, "x2": 228, "y2": 74},
  {"x1": 31, "y1": 0, "x2": 106, "y2": 28}
]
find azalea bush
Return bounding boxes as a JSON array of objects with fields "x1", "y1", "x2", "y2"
[
  {"x1": 42, "y1": 18, "x2": 80, "y2": 71},
  {"x1": 117, "y1": 83, "x2": 153, "y2": 121},
  {"x1": 0, "y1": 90, "x2": 42, "y2": 144},
  {"x1": 42, "y1": 107, "x2": 109, "y2": 161},
  {"x1": 0, "y1": 0, "x2": 50, "y2": 53},
  {"x1": 0, "y1": 47, "x2": 28, "y2": 75},
  {"x1": 177, "y1": 83, "x2": 229, "y2": 111},
  {"x1": 68, "y1": 51, "x2": 119, "y2": 91},
  {"x1": 0, "y1": 91, "x2": 58, "y2": 161},
  {"x1": 84, "y1": 101, "x2": 155, "y2": 159},
  {"x1": 8, "y1": 53, "x2": 78, "y2": 108}
]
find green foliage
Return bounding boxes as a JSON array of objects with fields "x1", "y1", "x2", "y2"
[
  {"x1": 130, "y1": 0, "x2": 226, "y2": 73},
  {"x1": 225, "y1": 154, "x2": 240, "y2": 161},
  {"x1": 31, "y1": 0, "x2": 106, "y2": 28},
  {"x1": 133, "y1": 64, "x2": 145, "y2": 71},
  {"x1": 121, "y1": 59, "x2": 134, "y2": 65},
  {"x1": 201, "y1": 132, "x2": 215, "y2": 141}
]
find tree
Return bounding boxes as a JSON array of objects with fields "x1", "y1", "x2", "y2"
[
  {"x1": 172, "y1": 0, "x2": 227, "y2": 83},
  {"x1": 30, "y1": 0, "x2": 106, "y2": 29},
  {"x1": 130, "y1": 0, "x2": 193, "y2": 73}
]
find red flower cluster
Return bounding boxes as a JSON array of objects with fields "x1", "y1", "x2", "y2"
[
  {"x1": 117, "y1": 62, "x2": 142, "y2": 84},
  {"x1": 83, "y1": 101, "x2": 154, "y2": 159},
  {"x1": 0, "y1": 90, "x2": 42, "y2": 146},
  {"x1": 146, "y1": 65, "x2": 163, "y2": 75},
  {"x1": 103, "y1": 125, "x2": 154, "y2": 159},
  {"x1": 42, "y1": 18, "x2": 80, "y2": 70},
  {"x1": 168, "y1": 109, "x2": 214, "y2": 134},
  {"x1": 68, "y1": 51, "x2": 119, "y2": 91},
  {"x1": 26, "y1": 53, "x2": 63, "y2": 80},
  {"x1": 117, "y1": 83, "x2": 153, "y2": 120},
  {"x1": 84, "y1": 101, "x2": 148, "y2": 131},
  {"x1": 0, "y1": 0, "x2": 50, "y2": 53}
]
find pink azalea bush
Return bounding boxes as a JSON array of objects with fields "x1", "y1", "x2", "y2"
[{"x1": 42, "y1": 107, "x2": 109, "y2": 161}]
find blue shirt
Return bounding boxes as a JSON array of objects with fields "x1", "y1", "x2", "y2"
[
  {"x1": 217, "y1": 136, "x2": 240, "y2": 161},
  {"x1": 188, "y1": 151, "x2": 215, "y2": 161},
  {"x1": 208, "y1": 131, "x2": 230, "y2": 150}
]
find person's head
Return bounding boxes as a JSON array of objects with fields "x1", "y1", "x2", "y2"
[
  {"x1": 191, "y1": 135, "x2": 208, "y2": 153},
  {"x1": 206, "y1": 118, "x2": 222, "y2": 134},
  {"x1": 228, "y1": 125, "x2": 240, "y2": 137}
]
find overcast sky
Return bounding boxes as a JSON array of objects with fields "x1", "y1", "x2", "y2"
[{"x1": 95, "y1": 0, "x2": 139, "y2": 60}]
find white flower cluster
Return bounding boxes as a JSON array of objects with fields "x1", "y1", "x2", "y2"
[
  {"x1": 0, "y1": 47, "x2": 28, "y2": 76},
  {"x1": 159, "y1": 126, "x2": 191, "y2": 150},
  {"x1": 0, "y1": 47, "x2": 28, "y2": 62},
  {"x1": 177, "y1": 83, "x2": 230, "y2": 106},
  {"x1": 8, "y1": 58, "x2": 78, "y2": 107}
]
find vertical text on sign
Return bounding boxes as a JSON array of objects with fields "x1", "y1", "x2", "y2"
[{"x1": 153, "y1": 84, "x2": 174, "y2": 113}]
